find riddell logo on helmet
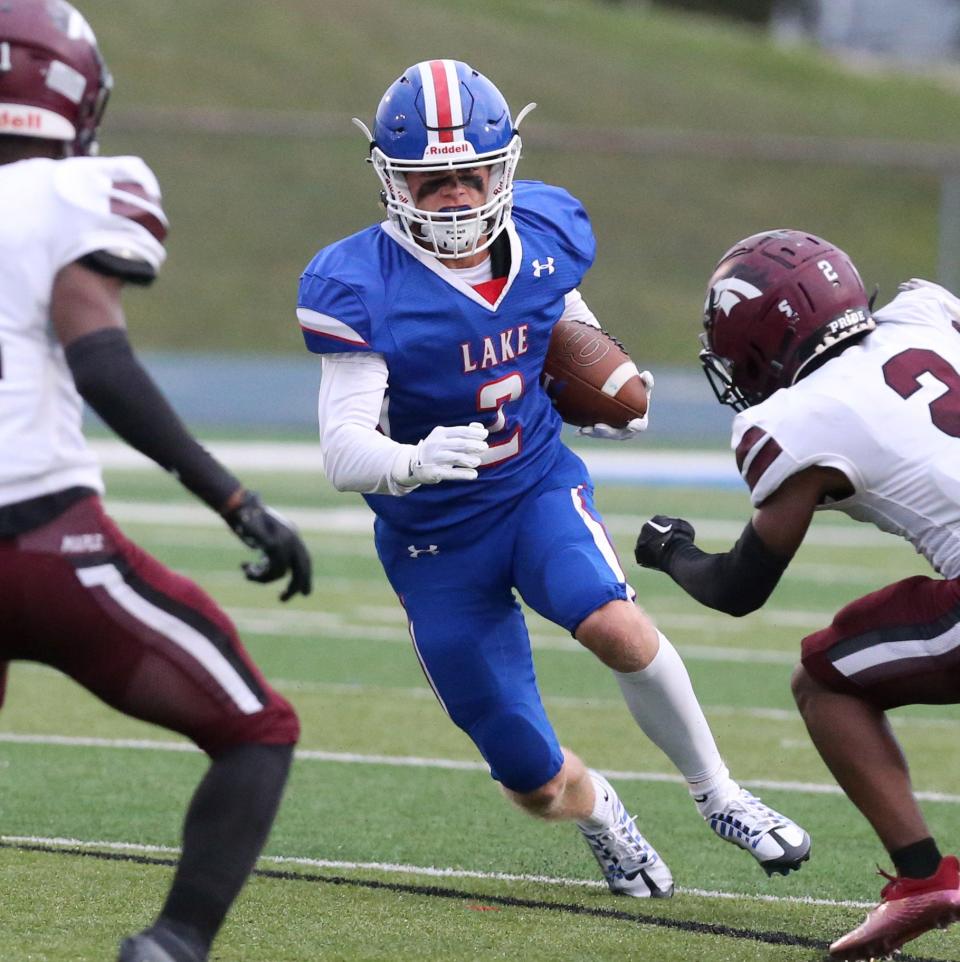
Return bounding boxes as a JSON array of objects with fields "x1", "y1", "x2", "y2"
[
  {"x1": 0, "y1": 110, "x2": 43, "y2": 131},
  {"x1": 423, "y1": 142, "x2": 472, "y2": 156}
]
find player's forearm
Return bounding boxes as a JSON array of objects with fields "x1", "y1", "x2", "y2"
[
  {"x1": 663, "y1": 523, "x2": 790, "y2": 617},
  {"x1": 65, "y1": 328, "x2": 241, "y2": 512},
  {"x1": 318, "y1": 351, "x2": 421, "y2": 496},
  {"x1": 321, "y1": 421, "x2": 417, "y2": 495}
]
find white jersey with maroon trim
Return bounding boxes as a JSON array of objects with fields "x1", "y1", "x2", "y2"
[
  {"x1": 0, "y1": 155, "x2": 167, "y2": 507},
  {"x1": 731, "y1": 279, "x2": 960, "y2": 578}
]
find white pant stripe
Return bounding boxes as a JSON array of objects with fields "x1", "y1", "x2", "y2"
[
  {"x1": 569, "y1": 486, "x2": 635, "y2": 600},
  {"x1": 406, "y1": 618, "x2": 449, "y2": 715},
  {"x1": 834, "y1": 622, "x2": 960, "y2": 679},
  {"x1": 76, "y1": 563, "x2": 263, "y2": 714}
]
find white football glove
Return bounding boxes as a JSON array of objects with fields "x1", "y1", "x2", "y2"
[
  {"x1": 577, "y1": 370, "x2": 654, "y2": 440},
  {"x1": 394, "y1": 422, "x2": 489, "y2": 486}
]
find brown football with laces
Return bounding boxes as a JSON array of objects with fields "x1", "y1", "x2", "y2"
[{"x1": 541, "y1": 319, "x2": 648, "y2": 428}]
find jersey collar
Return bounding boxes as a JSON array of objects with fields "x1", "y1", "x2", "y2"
[{"x1": 380, "y1": 219, "x2": 522, "y2": 312}]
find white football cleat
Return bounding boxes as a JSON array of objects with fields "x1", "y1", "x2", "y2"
[
  {"x1": 578, "y1": 775, "x2": 674, "y2": 898},
  {"x1": 701, "y1": 788, "x2": 811, "y2": 876}
]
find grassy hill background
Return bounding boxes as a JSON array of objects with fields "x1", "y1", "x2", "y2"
[{"x1": 80, "y1": 0, "x2": 960, "y2": 365}]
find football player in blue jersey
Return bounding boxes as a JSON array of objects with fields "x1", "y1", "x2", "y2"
[{"x1": 297, "y1": 60, "x2": 810, "y2": 896}]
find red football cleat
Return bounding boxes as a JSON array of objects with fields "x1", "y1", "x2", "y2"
[{"x1": 830, "y1": 855, "x2": 960, "y2": 960}]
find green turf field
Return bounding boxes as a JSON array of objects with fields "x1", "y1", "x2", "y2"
[{"x1": 2, "y1": 454, "x2": 958, "y2": 961}]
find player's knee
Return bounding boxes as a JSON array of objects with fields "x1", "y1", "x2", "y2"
[
  {"x1": 576, "y1": 600, "x2": 658, "y2": 672},
  {"x1": 254, "y1": 693, "x2": 301, "y2": 746},
  {"x1": 205, "y1": 692, "x2": 300, "y2": 756},
  {"x1": 791, "y1": 662, "x2": 822, "y2": 713},
  {"x1": 506, "y1": 765, "x2": 567, "y2": 818},
  {"x1": 470, "y1": 709, "x2": 562, "y2": 796}
]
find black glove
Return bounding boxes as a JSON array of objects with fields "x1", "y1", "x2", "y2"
[
  {"x1": 634, "y1": 515, "x2": 696, "y2": 571},
  {"x1": 223, "y1": 491, "x2": 312, "y2": 602}
]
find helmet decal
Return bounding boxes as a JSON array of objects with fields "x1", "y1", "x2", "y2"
[
  {"x1": 707, "y1": 277, "x2": 764, "y2": 318},
  {"x1": 418, "y1": 60, "x2": 469, "y2": 151}
]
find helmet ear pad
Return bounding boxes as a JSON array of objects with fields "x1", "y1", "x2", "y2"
[{"x1": 701, "y1": 229, "x2": 875, "y2": 409}]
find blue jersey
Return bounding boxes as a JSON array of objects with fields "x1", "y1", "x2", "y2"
[{"x1": 298, "y1": 180, "x2": 596, "y2": 535}]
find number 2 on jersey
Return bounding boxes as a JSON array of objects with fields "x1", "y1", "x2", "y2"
[
  {"x1": 882, "y1": 347, "x2": 960, "y2": 438},
  {"x1": 477, "y1": 371, "x2": 524, "y2": 466}
]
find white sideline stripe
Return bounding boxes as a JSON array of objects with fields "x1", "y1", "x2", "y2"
[
  {"x1": 225, "y1": 609, "x2": 804, "y2": 659},
  {"x1": 0, "y1": 834, "x2": 874, "y2": 909},
  {"x1": 98, "y1": 496, "x2": 893, "y2": 548},
  {"x1": 91, "y1": 439, "x2": 743, "y2": 487},
  {"x1": 75, "y1": 564, "x2": 263, "y2": 714},
  {"x1": 3, "y1": 732, "x2": 960, "y2": 803},
  {"x1": 264, "y1": 679, "x2": 960, "y2": 729},
  {"x1": 219, "y1": 602, "x2": 814, "y2": 660},
  {"x1": 14, "y1": 664, "x2": 960, "y2": 729}
]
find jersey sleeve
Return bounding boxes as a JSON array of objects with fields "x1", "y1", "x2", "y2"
[
  {"x1": 877, "y1": 278, "x2": 960, "y2": 336},
  {"x1": 51, "y1": 155, "x2": 168, "y2": 283},
  {"x1": 297, "y1": 270, "x2": 374, "y2": 355},
  {"x1": 731, "y1": 392, "x2": 862, "y2": 507},
  {"x1": 512, "y1": 181, "x2": 596, "y2": 285}
]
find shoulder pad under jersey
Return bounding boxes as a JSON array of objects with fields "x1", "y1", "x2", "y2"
[{"x1": 52, "y1": 155, "x2": 168, "y2": 282}]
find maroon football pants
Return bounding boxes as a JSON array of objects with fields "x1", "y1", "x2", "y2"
[
  {"x1": 802, "y1": 573, "x2": 960, "y2": 710},
  {"x1": 0, "y1": 496, "x2": 298, "y2": 756}
]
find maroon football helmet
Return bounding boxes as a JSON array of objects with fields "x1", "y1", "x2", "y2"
[
  {"x1": 0, "y1": 0, "x2": 112, "y2": 156},
  {"x1": 700, "y1": 229, "x2": 875, "y2": 411}
]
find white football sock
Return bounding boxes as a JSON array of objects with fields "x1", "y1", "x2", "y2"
[
  {"x1": 576, "y1": 770, "x2": 618, "y2": 832},
  {"x1": 688, "y1": 764, "x2": 741, "y2": 816},
  {"x1": 614, "y1": 631, "x2": 726, "y2": 785}
]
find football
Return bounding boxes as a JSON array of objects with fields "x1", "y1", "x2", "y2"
[{"x1": 542, "y1": 319, "x2": 648, "y2": 428}]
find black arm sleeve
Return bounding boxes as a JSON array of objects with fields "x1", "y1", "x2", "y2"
[
  {"x1": 661, "y1": 521, "x2": 791, "y2": 617},
  {"x1": 65, "y1": 327, "x2": 241, "y2": 512}
]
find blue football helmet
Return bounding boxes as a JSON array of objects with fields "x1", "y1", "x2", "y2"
[{"x1": 353, "y1": 60, "x2": 535, "y2": 259}]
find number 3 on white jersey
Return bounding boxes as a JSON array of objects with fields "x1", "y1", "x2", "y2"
[{"x1": 477, "y1": 372, "x2": 524, "y2": 466}]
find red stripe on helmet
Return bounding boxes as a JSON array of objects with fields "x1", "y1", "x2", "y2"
[{"x1": 429, "y1": 60, "x2": 455, "y2": 142}]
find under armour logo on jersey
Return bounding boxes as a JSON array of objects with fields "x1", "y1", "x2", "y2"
[
  {"x1": 706, "y1": 277, "x2": 764, "y2": 317},
  {"x1": 532, "y1": 257, "x2": 555, "y2": 278},
  {"x1": 408, "y1": 544, "x2": 439, "y2": 558}
]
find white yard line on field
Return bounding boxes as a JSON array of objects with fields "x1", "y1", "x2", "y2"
[
  {"x1": 219, "y1": 604, "x2": 812, "y2": 661},
  {"x1": 2, "y1": 731, "x2": 958, "y2": 803},
  {"x1": 93, "y1": 440, "x2": 742, "y2": 488},
  {"x1": 0, "y1": 832, "x2": 873, "y2": 909},
  {"x1": 264, "y1": 678, "x2": 960, "y2": 729},
  {"x1": 104, "y1": 497, "x2": 891, "y2": 548}
]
